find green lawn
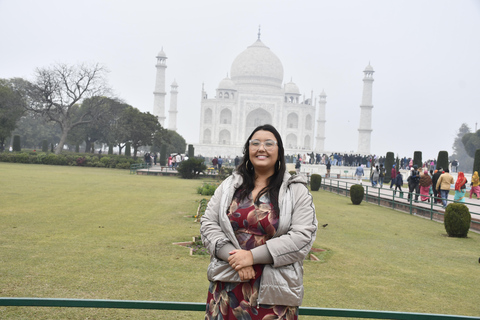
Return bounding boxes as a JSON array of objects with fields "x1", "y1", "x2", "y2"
[{"x1": 0, "y1": 163, "x2": 479, "y2": 319}]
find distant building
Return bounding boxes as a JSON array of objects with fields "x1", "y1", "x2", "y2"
[{"x1": 195, "y1": 35, "x2": 320, "y2": 157}]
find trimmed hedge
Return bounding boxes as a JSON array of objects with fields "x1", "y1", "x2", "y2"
[
  {"x1": 444, "y1": 203, "x2": 471, "y2": 238},
  {"x1": 310, "y1": 174, "x2": 322, "y2": 191},
  {"x1": 437, "y1": 150, "x2": 449, "y2": 170},
  {"x1": 12, "y1": 135, "x2": 21, "y2": 152},
  {"x1": 0, "y1": 152, "x2": 142, "y2": 169},
  {"x1": 385, "y1": 152, "x2": 394, "y2": 183},
  {"x1": 413, "y1": 151, "x2": 422, "y2": 168},
  {"x1": 473, "y1": 149, "x2": 480, "y2": 174},
  {"x1": 350, "y1": 184, "x2": 364, "y2": 205}
]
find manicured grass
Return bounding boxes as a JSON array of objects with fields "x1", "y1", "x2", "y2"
[{"x1": 0, "y1": 163, "x2": 479, "y2": 319}]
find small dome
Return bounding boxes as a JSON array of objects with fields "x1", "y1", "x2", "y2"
[
  {"x1": 230, "y1": 39, "x2": 284, "y2": 88},
  {"x1": 364, "y1": 63, "x2": 374, "y2": 72},
  {"x1": 171, "y1": 79, "x2": 178, "y2": 87},
  {"x1": 284, "y1": 81, "x2": 300, "y2": 94},
  {"x1": 217, "y1": 77, "x2": 236, "y2": 90},
  {"x1": 157, "y1": 48, "x2": 167, "y2": 58}
]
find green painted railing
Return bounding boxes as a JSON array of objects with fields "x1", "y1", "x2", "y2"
[
  {"x1": 1, "y1": 298, "x2": 479, "y2": 319},
  {"x1": 320, "y1": 177, "x2": 480, "y2": 227}
]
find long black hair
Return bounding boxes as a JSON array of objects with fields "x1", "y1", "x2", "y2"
[{"x1": 236, "y1": 124, "x2": 286, "y2": 213}]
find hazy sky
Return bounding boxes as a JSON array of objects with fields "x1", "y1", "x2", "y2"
[{"x1": 1, "y1": 0, "x2": 479, "y2": 160}]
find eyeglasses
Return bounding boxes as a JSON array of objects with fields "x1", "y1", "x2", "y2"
[{"x1": 249, "y1": 139, "x2": 277, "y2": 150}]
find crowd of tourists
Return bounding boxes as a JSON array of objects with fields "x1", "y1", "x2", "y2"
[
  {"x1": 361, "y1": 164, "x2": 480, "y2": 208},
  {"x1": 143, "y1": 152, "x2": 187, "y2": 169}
]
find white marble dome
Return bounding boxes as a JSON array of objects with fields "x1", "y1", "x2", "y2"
[
  {"x1": 230, "y1": 39, "x2": 284, "y2": 88},
  {"x1": 284, "y1": 81, "x2": 300, "y2": 94},
  {"x1": 217, "y1": 77, "x2": 236, "y2": 90}
]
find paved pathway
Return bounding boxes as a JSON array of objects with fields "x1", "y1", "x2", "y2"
[{"x1": 323, "y1": 177, "x2": 480, "y2": 220}]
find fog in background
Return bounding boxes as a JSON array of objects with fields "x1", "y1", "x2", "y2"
[{"x1": 1, "y1": 0, "x2": 479, "y2": 160}]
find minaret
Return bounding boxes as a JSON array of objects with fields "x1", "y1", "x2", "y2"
[
  {"x1": 153, "y1": 48, "x2": 167, "y2": 126},
  {"x1": 357, "y1": 63, "x2": 374, "y2": 155},
  {"x1": 168, "y1": 80, "x2": 178, "y2": 131},
  {"x1": 315, "y1": 90, "x2": 327, "y2": 152}
]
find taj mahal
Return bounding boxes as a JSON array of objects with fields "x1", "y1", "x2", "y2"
[{"x1": 152, "y1": 32, "x2": 375, "y2": 157}]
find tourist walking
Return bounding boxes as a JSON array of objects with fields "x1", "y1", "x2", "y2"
[
  {"x1": 436, "y1": 168, "x2": 455, "y2": 208},
  {"x1": 419, "y1": 170, "x2": 432, "y2": 202},
  {"x1": 355, "y1": 165, "x2": 364, "y2": 184},
  {"x1": 470, "y1": 171, "x2": 480, "y2": 199},
  {"x1": 371, "y1": 165, "x2": 380, "y2": 187},
  {"x1": 431, "y1": 169, "x2": 443, "y2": 204},
  {"x1": 454, "y1": 172, "x2": 468, "y2": 203},
  {"x1": 390, "y1": 165, "x2": 397, "y2": 188},
  {"x1": 393, "y1": 170, "x2": 403, "y2": 196},
  {"x1": 379, "y1": 164, "x2": 385, "y2": 188},
  {"x1": 201, "y1": 124, "x2": 317, "y2": 320},
  {"x1": 326, "y1": 160, "x2": 331, "y2": 177},
  {"x1": 407, "y1": 166, "x2": 420, "y2": 202}
]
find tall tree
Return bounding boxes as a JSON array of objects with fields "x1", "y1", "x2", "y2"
[
  {"x1": 0, "y1": 79, "x2": 26, "y2": 151},
  {"x1": 450, "y1": 123, "x2": 473, "y2": 173},
  {"x1": 25, "y1": 63, "x2": 110, "y2": 154},
  {"x1": 120, "y1": 107, "x2": 160, "y2": 158},
  {"x1": 462, "y1": 129, "x2": 480, "y2": 159},
  {"x1": 152, "y1": 128, "x2": 187, "y2": 156}
]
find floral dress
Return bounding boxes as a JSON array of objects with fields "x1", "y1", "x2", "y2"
[{"x1": 205, "y1": 189, "x2": 298, "y2": 320}]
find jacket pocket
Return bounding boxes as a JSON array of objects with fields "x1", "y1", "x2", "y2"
[
  {"x1": 207, "y1": 257, "x2": 243, "y2": 283},
  {"x1": 258, "y1": 262, "x2": 304, "y2": 306}
]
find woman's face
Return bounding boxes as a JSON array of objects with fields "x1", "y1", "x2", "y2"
[{"x1": 248, "y1": 130, "x2": 279, "y2": 173}]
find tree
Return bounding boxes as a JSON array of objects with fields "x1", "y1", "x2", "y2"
[
  {"x1": 12, "y1": 110, "x2": 61, "y2": 149},
  {"x1": 119, "y1": 107, "x2": 160, "y2": 158},
  {"x1": 0, "y1": 79, "x2": 26, "y2": 151},
  {"x1": 462, "y1": 129, "x2": 480, "y2": 159},
  {"x1": 450, "y1": 123, "x2": 474, "y2": 173},
  {"x1": 25, "y1": 63, "x2": 110, "y2": 154},
  {"x1": 384, "y1": 152, "x2": 395, "y2": 183},
  {"x1": 152, "y1": 128, "x2": 186, "y2": 156},
  {"x1": 437, "y1": 151, "x2": 449, "y2": 170},
  {"x1": 473, "y1": 149, "x2": 480, "y2": 174}
]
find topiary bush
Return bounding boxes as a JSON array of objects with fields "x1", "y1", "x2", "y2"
[
  {"x1": 350, "y1": 184, "x2": 364, "y2": 205},
  {"x1": 177, "y1": 158, "x2": 206, "y2": 179},
  {"x1": 473, "y1": 149, "x2": 480, "y2": 174},
  {"x1": 188, "y1": 144, "x2": 194, "y2": 158},
  {"x1": 437, "y1": 150, "x2": 449, "y2": 170},
  {"x1": 310, "y1": 174, "x2": 322, "y2": 191},
  {"x1": 12, "y1": 135, "x2": 21, "y2": 152},
  {"x1": 413, "y1": 151, "x2": 422, "y2": 169},
  {"x1": 444, "y1": 203, "x2": 471, "y2": 237},
  {"x1": 385, "y1": 152, "x2": 394, "y2": 183},
  {"x1": 160, "y1": 145, "x2": 167, "y2": 166},
  {"x1": 125, "y1": 142, "x2": 131, "y2": 157}
]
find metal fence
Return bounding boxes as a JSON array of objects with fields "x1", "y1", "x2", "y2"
[
  {"x1": 1, "y1": 298, "x2": 479, "y2": 319},
  {"x1": 319, "y1": 177, "x2": 480, "y2": 230}
]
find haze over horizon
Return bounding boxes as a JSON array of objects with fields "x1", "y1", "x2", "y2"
[{"x1": 1, "y1": 0, "x2": 479, "y2": 160}]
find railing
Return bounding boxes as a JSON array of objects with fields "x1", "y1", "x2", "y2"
[
  {"x1": 319, "y1": 178, "x2": 480, "y2": 229},
  {"x1": 1, "y1": 298, "x2": 479, "y2": 319}
]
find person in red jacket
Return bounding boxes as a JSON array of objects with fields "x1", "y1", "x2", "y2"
[{"x1": 389, "y1": 164, "x2": 397, "y2": 189}]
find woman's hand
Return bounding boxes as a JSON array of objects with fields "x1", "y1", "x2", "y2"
[
  {"x1": 237, "y1": 266, "x2": 256, "y2": 281},
  {"x1": 228, "y1": 249, "x2": 253, "y2": 271}
]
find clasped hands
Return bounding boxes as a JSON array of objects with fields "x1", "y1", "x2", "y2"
[{"x1": 228, "y1": 249, "x2": 255, "y2": 281}]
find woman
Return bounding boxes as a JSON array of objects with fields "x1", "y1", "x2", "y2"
[
  {"x1": 470, "y1": 171, "x2": 480, "y2": 199},
  {"x1": 201, "y1": 124, "x2": 317, "y2": 320},
  {"x1": 394, "y1": 169, "x2": 403, "y2": 196},
  {"x1": 454, "y1": 172, "x2": 468, "y2": 203},
  {"x1": 419, "y1": 170, "x2": 432, "y2": 202}
]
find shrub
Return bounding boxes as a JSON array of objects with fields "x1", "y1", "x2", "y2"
[
  {"x1": 289, "y1": 170, "x2": 296, "y2": 176},
  {"x1": 42, "y1": 140, "x2": 48, "y2": 153},
  {"x1": 437, "y1": 151, "x2": 449, "y2": 170},
  {"x1": 177, "y1": 158, "x2": 206, "y2": 179},
  {"x1": 385, "y1": 152, "x2": 394, "y2": 183},
  {"x1": 413, "y1": 151, "x2": 422, "y2": 169},
  {"x1": 310, "y1": 174, "x2": 322, "y2": 191},
  {"x1": 350, "y1": 184, "x2": 364, "y2": 205},
  {"x1": 444, "y1": 203, "x2": 471, "y2": 237},
  {"x1": 197, "y1": 183, "x2": 218, "y2": 196},
  {"x1": 12, "y1": 135, "x2": 21, "y2": 152},
  {"x1": 76, "y1": 157, "x2": 86, "y2": 166},
  {"x1": 473, "y1": 149, "x2": 480, "y2": 174},
  {"x1": 188, "y1": 144, "x2": 194, "y2": 158}
]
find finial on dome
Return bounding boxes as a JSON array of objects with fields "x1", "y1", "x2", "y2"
[{"x1": 258, "y1": 25, "x2": 261, "y2": 40}]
